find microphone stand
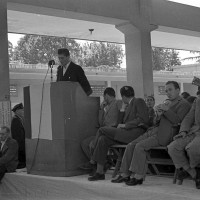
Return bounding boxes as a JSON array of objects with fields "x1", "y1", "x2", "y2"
[{"x1": 50, "y1": 64, "x2": 53, "y2": 82}]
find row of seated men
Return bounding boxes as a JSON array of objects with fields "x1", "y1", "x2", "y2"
[{"x1": 80, "y1": 81, "x2": 200, "y2": 189}]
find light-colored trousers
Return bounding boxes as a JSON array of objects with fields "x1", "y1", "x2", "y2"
[
  {"x1": 168, "y1": 134, "x2": 200, "y2": 169},
  {"x1": 120, "y1": 127, "x2": 160, "y2": 177}
]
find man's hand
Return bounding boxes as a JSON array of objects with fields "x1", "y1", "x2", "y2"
[
  {"x1": 89, "y1": 140, "x2": 95, "y2": 150},
  {"x1": 120, "y1": 102, "x2": 128, "y2": 112},
  {"x1": 100, "y1": 100, "x2": 107, "y2": 110},
  {"x1": 156, "y1": 103, "x2": 170, "y2": 112},
  {"x1": 117, "y1": 124, "x2": 126, "y2": 129},
  {"x1": 173, "y1": 132, "x2": 187, "y2": 140}
]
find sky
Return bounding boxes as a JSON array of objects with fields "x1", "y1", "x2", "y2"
[
  {"x1": 167, "y1": 0, "x2": 200, "y2": 7},
  {"x1": 8, "y1": 32, "x2": 198, "y2": 68}
]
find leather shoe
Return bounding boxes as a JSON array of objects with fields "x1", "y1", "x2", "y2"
[
  {"x1": 79, "y1": 162, "x2": 96, "y2": 170},
  {"x1": 195, "y1": 168, "x2": 200, "y2": 189},
  {"x1": 111, "y1": 175, "x2": 130, "y2": 183},
  {"x1": 125, "y1": 178, "x2": 143, "y2": 186},
  {"x1": 88, "y1": 173, "x2": 105, "y2": 181},
  {"x1": 177, "y1": 169, "x2": 190, "y2": 184}
]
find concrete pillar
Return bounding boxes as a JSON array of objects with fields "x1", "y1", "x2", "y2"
[
  {"x1": 0, "y1": 0, "x2": 10, "y2": 101},
  {"x1": 116, "y1": 22, "x2": 157, "y2": 98},
  {"x1": 107, "y1": 80, "x2": 111, "y2": 87},
  {"x1": 180, "y1": 82, "x2": 184, "y2": 93}
]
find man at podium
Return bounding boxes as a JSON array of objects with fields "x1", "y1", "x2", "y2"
[{"x1": 56, "y1": 48, "x2": 92, "y2": 96}]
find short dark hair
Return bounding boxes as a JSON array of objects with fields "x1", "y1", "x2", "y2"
[
  {"x1": 181, "y1": 92, "x2": 190, "y2": 99},
  {"x1": 197, "y1": 90, "x2": 200, "y2": 95},
  {"x1": 146, "y1": 96, "x2": 155, "y2": 102},
  {"x1": 187, "y1": 96, "x2": 197, "y2": 104},
  {"x1": 166, "y1": 81, "x2": 180, "y2": 90},
  {"x1": 104, "y1": 87, "x2": 115, "y2": 97},
  {"x1": 120, "y1": 86, "x2": 135, "y2": 98},
  {"x1": 0, "y1": 126, "x2": 10, "y2": 134},
  {"x1": 58, "y1": 48, "x2": 70, "y2": 57}
]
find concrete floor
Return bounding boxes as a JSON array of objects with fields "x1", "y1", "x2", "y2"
[{"x1": 0, "y1": 172, "x2": 200, "y2": 200}]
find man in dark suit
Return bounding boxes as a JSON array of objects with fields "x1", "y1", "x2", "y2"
[
  {"x1": 0, "y1": 126, "x2": 18, "y2": 182},
  {"x1": 88, "y1": 86, "x2": 149, "y2": 181},
  {"x1": 80, "y1": 87, "x2": 122, "y2": 170},
  {"x1": 11, "y1": 103, "x2": 26, "y2": 169},
  {"x1": 112, "y1": 81, "x2": 191, "y2": 186},
  {"x1": 56, "y1": 48, "x2": 92, "y2": 96}
]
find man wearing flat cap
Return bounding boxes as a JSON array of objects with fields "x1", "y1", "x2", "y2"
[
  {"x1": 11, "y1": 103, "x2": 26, "y2": 169},
  {"x1": 56, "y1": 48, "x2": 92, "y2": 96}
]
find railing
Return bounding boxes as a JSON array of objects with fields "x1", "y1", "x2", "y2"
[{"x1": 9, "y1": 63, "x2": 200, "y2": 77}]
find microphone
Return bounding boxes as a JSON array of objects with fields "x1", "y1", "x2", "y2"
[{"x1": 48, "y1": 60, "x2": 55, "y2": 68}]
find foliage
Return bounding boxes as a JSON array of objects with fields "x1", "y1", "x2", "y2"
[
  {"x1": 8, "y1": 41, "x2": 14, "y2": 61},
  {"x1": 13, "y1": 35, "x2": 82, "y2": 64},
  {"x1": 81, "y1": 42, "x2": 124, "y2": 68},
  {"x1": 152, "y1": 47, "x2": 181, "y2": 71}
]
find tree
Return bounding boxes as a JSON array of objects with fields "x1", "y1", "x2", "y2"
[
  {"x1": 8, "y1": 41, "x2": 14, "y2": 61},
  {"x1": 152, "y1": 47, "x2": 181, "y2": 71},
  {"x1": 81, "y1": 42, "x2": 124, "y2": 68},
  {"x1": 13, "y1": 35, "x2": 82, "y2": 64}
]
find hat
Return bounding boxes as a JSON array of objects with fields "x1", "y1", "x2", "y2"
[{"x1": 12, "y1": 103, "x2": 24, "y2": 112}]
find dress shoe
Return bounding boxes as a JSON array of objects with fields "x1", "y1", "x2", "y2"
[
  {"x1": 125, "y1": 178, "x2": 143, "y2": 186},
  {"x1": 89, "y1": 168, "x2": 96, "y2": 176},
  {"x1": 195, "y1": 168, "x2": 200, "y2": 189},
  {"x1": 88, "y1": 173, "x2": 105, "y2": 181},
  {"x1": 111, "y1": 175, "x2": 130, "y2": 183},
  {"x1": 177, "y1": 169, "x2": 190, "y2": 185},
  {"x1": 79, "y1": 162, "x2": 96, "y2": 170}
]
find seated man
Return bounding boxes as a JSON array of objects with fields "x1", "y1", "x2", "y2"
[
  {"x1": 80, "y1": 87, "x2": 122, "y2": 170},
  {"x1": 168, "y1": 97, "x2": 200, "y2": 189},
  {"x1": 0, "y1": 126, "x2": 18, "y2": 182},
  {"x1": 112, "y1": 81, "x2": 191, "y2": 185},
  {"x1": 145, "y1": 96, "x2": 155, "y2": 127},
  {"x1": 88, "y1": 86, "x2": 149, "y2": 181}
]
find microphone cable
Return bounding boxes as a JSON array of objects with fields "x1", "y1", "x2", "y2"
[{"x1": 29, "y1": 65, "x2": 50, "y2": 172}]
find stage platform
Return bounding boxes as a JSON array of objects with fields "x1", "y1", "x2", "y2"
[{"x1": 0, "y1": 171, "x2": 200, "y2": 200}]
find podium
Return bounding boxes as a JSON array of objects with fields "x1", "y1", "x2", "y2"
[{"x1": 23, "y1": 82, "x2": 99, "y2": 177}]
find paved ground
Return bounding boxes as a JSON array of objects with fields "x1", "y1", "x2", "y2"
[{"x1": 0, "y1": 172, "x2": 200, "y2": 200}]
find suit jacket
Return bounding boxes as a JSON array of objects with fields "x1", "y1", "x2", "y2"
[
  {"x1": 157, "y1": 96, "x2": 191, "y2": 146},
  {"x1": 0, "y1": 137, "x2": 18, "y2": 172},
  {"x1": 179, "y1": 98, "x2": 200, "y2": 136},
  {"x1": 98, "y1": 99, "x2": 122, "y2": 127},
  {"x1": 56, "y1": 62, "x2": 92, "y2": 96},
  {"x1": 114, "y1": 98, "x2": 149, "y2": 143}
]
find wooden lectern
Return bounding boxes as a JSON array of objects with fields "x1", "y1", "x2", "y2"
[{"x1": 24, "y1": 82, "x2": 99, "y2": 177}]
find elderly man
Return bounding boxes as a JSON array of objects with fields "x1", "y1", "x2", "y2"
[
  {"x1": 0, "y1": 126, "x2": 18, "y2": 182},
  {"x1": 88, "y1": 86, "x2": 149, "y2": 181},
  {"x1": 168, "y1": 97, "x2": 200, "y2": 189},
  {"x1": 112, "y1": 81, "x2": 191, "y2": 185}
]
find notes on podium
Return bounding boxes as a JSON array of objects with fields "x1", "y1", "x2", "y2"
[{"x1": 24, "y1": 82, "x2": 99, "y2": 176}]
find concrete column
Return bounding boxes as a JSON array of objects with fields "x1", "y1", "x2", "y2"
[
  {"x1": 116, "y1": 22, "x2": 157, "y2": 98},
  {"x1": 0, "y1": 0, "x2": 10, "y2": 101},
  {"x1": 180, "y1": 82, "x2": 184, "y2": 93},
  {"x1": 107, "y1": 80, "x2": 111, "y2": 87}
]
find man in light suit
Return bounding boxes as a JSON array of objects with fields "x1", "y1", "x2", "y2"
[
  {"x1": 88, "y1": 86, "x2": 149, "y2": 181},
  {"x1": 56, "y1": 48, "x2": 92, "y2": 96},
  {"x1": 80, "y1": 87, "x2": 122, "y2": 170},
  {"x1": 168, "y1": 97, "x2": 200, "y2": 189},
  {"x1": 0, "y1": 126, "x2": 18, "y2": 182},
  {"x1": 112, "y1": 81, "x2": 191, "y2": 185}
]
